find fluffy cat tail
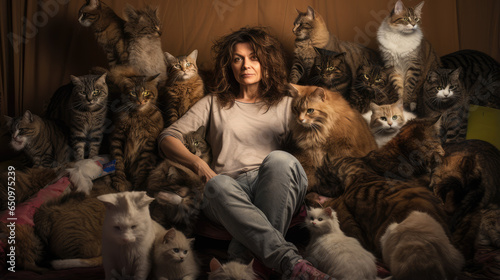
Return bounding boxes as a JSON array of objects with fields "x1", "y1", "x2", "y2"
[{"x1": 51, "y1": 256, "x2": 103, "y2": 270}]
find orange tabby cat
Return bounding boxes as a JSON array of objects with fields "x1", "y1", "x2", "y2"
[{"x1": 288, "y1": 84, "x2": 377, "y2": 196}]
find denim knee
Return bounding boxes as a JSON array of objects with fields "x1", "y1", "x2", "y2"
[
  {"x1": 204, "y1": 174, "x2": 238, "y2": 205},
  {"x1": 261, "y1": 150, "x2": 308, "y2": 192}
]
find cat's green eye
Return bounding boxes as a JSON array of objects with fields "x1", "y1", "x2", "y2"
[
  {"x1": 194, "y1": 141, "x2": 199, "y2": 146},
  {"x1": 381, "y1": 116, "x2": 387, "y2": 121},
  {"x1": 92, "y1": 90, "x2": 100, "y2": 96},
  {"x1": 436, "y1": 86, "x2": 443, "y2": 91},
  {"x1": 186, "y1": 62, "x2": 191, "y2": 67},
  {"x1": 404, "y1": 17, "x2": 409, "y2": 22},
  {"x1": 392, "y1": 115, "x2": 398, "y2": 120},
  {"x1": 363, "y1": 74, "x2": 369, "y2": 80},
  {"x1": 142, "y1": 91, "x2": 151, "y2": 97},
  {"x1": 327, "y1": 66, "x2": 336, "y2": 71},
  {"x1": 306, "y1": 108, "x2": 314, "y2": 114},
  {"x1": 174, "y1": 64, "x2": 181, "y2": 69}
]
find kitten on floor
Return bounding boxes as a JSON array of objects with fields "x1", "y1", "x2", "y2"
[
  {"x1": 152, "y1": 228, "x2": 199, "y2": 280},
  {"x1": 381, "y1": 211, "x2": 464, "y2": 280},
  {"x1": 306, "y1": 207, "x2": 378, "y2": 280},
  {"x1": 98, "y1": 191, "x2": 164, "y2": 280},
  {"x1": 208, "y1": 258, "x2": 257, "y2": 280},
  {"x1": 363, "y1": 99, "x2": 416, "y2": 147}
]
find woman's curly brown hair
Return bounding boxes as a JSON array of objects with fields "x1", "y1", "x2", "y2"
[{"x1": 211, "y1": 26, "x2": 289, "y2": 109}]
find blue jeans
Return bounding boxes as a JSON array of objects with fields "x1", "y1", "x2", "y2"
[{"x1": 202, "y1": 150, "x2": 308, "y2": 274}]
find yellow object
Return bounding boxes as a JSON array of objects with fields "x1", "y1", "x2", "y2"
[{"x1": 466, "y1": 105, "x2": 500, "y2": 150}]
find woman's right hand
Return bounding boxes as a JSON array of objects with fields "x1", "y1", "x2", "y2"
[{"x1": 192, "y1": 157, "x2": 217, "y2": 183}]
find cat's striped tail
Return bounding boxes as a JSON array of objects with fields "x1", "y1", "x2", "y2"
[{"x1": 51, "y1": 256, "x2": 103, "y2": 270}]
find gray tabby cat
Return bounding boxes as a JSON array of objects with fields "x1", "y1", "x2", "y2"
[
  {"x1": 291, "y1": 6, "x2": 379, "y2": 84},
  {"x1": 208, "y1": 258, "x2": 257, "y2": 280},
  {"x1": 422, "y1": 68, "x2": 468, "y2": 144},
  {"x1": 8, "y1": 111, "x2": 71, "y2": 167},
  {"x1": 123, "y1": 5, "x2": 167, "y2": 84},
  {"x1": 152, "y1": 228, "x2": 200, "y2": 280},
  {"x1": 45, "y1": 73, "x2": 108, "y2": 160},
  {"x1": 377, "y1": 0, "x2": 441, "y2": 112}
]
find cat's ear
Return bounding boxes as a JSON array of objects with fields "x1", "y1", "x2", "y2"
[
  {"x1": 306, "y1": 6, "x2": 315, "y2": 20},
  {"x1": 146, "y1": 5, "x2": 159, "y2": 19},
  {"x1": 195, "y1": 126, "x2": 206, "y2": 137},
  {"x1": 313, "y1": 47, "x2": 322, "y2": 56},
  {"x1": 167, "y1": 166, "x2": 181, "y2": 181},
  {"x1": 97, "y1": 193, "x2": 119, "y2": 208},
  {"x1": 414, "y1": 1, "x2": 425, "y2": 17},
  {"x1": 395, "y1": 99, "x2": 404, "y2": 109},
  {"x1": 70, "y1": 75, "x2": 82, "y2": 86},
  {"x1": 96, "y1": 73, "x2": 107, "y2": 86},
  {"x1": 23, "y1": 110, "x2": 34, "y2": 122},
  {"x1": 188, "y1": 49, "x2": 198, "y2": 62},
  {"x1": 336, "y1": 52, "x2": 347, "y2": 63},
  {"x1": 209, "y1": 257, "x2": 223, "y2": 272},
  {"x1": 427, "y1": 70, "x2": 439, "y2": 83},
  {"x1": 247, "y1": 259, "x2": 255, "y2": 273},
  {"x1": 132, "y1": 191, "x2": 155, "y2": 209},
  {"x1": 188, "y1": 238, "x2": 195, "y2": 247},
  {"x1": 147, "y1": 73, "x2": 161, "y2": 83},
  {"x1": 450, "y1": 67, "x2": 462, "y2": 81},
  {"x1": 163, "y1": 228, "x2": 176, "y2": 243},
  {"x1": 88, "y1": 0, "x2": 100, "y2": 9},
  {"x1": 393, "y1": 0, "x2": 404, "y2": 15},
  {"x1": 287, "y1": 83, "x2": 300, "y2": 98},
  {"x1": 164, "y1": 52, "x2": 177, "y2": 66},
  {"x1": 123, "y1": 4, "x2": 138, "y2": 21},
  {"x1": 324, "y1": 207, "x2": 333, "y2": 218},
  {"x1": 369, "y1": 102, "x2": 380, "y2": 112},
  {"x1": 311, "y1": 87, "x2": 326, "y2": 102}
]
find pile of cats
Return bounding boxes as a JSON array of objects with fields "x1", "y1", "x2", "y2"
[{"x1": 1, "y1": 0, "x2": 500, "y2": 279}]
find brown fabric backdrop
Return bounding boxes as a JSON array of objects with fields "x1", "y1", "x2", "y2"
[{"x1": 1, "y1": 0, "x2": 498, "y2": 118}]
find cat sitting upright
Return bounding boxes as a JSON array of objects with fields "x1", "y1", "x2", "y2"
[
  {"x1": 306, "y1": 207, "x2": 378, "y2": 280},
  {"x1": 98, "y1": 191, "x2": 165, "y2": 280}
]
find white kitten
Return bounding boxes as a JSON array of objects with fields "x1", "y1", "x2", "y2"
[
  {"x1": 208, "y1": 258, "x2": 257, "y2": 280},
  {"x1": 98, "y1": 191, "x2": 164, "y2": 280},
  {"x1": 152, "y1": 228, "x2": 199, "y2": 280},
  {"x1": 306, "y1": 207, "x2": 378, "y2": 280}
]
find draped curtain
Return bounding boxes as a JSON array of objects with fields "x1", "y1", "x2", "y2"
[{"x1": 1, "y1": 0, "x2": 498, "y2": 118}]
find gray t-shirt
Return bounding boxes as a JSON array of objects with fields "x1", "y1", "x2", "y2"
[{"x1": 159, "y1": 94, "x2": 293, "y2": 178}]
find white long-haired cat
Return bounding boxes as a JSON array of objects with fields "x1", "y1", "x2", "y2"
[
  {"x1": 98, "y1": 191, "x2": 164, "y2": 280},
  {"x1": 380, "y1": 211, "x2": 465, "y2": 280},
  {"x1": 152, "y1": 227, "x2": 199, "y2": 280},
  {"x1": 362, "y1": 99, "x2": 416, "y2": 147},
  {"x1": 208, "y1": 258, "x2": 257, "y2": 280},
  {"x1": 306, "y1": 207, "x2": 379, "y2": 280}
]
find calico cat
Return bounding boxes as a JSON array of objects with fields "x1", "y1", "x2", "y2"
[
  {"x1": 430, "y1": 139, "x2": 500, "y2": 259},
  {"x1": 377, "y1": 0, "x2": 441, "y2": 112},
  {"x1": 352, "y1": 64, "x2": 397, "y2": 113},
  {"x1": 7, "y1": 111, "x2": 72, "y2": 167},
  {"x1": 109, "y1": 70, "x2": 164, "y2": 192},
  {"x1": 45, "y1": 73, "x2": 109, "y2": 160},
  {"x1": 78, "y1": 0, "x2": 127, "y2": 66},
  {"x1": 123, "y1": 5, "x2": 167, "y2": 84},
  {"x1": 320, "y1": 117, "x2": 448, "y2": 256},
  {"x1": 0, "y1": 166, "x2": 60, "y2": 211},
  {"x1": 290, "y1": 6, "x2": 379, "y2": 84},
  {"x1": 308, "y1": 48, "x2": 352, "y2": 98},
  {"x1": 163, "y1": 49, "x2": 205, "y2": 128},
  {"x1": 381, "y1": 211, "x2": 464, "y2": 280},
  {"x1": 305, "y1": 207, "x2": 378, "y2": 280},
  {"x1": 362, "y1": 99, "x2": 417, "y2": 148},
  {"x1": 98, "y1": 191, "x2": 165, "y2": 280},
  {"x1": 152, "y1": 228, "x2": 199, "y2": 280},
  {"x1": 208, "y1": 258, "x2": 257, "y2": 280},
  {"x1": 148, "y1": 126, "x2": 210, "y2": 236},
  {"x1": 441, "y1": 49, "x2": 500, "y2": 109},
  {"x1": 288, "y1": 84, "x2": 377, "y2": 196},
  {"x1": 422, "y1": 68, "x2": 469, "y2": 144}
]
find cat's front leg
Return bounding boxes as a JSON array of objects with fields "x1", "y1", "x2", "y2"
[
  {"x1": 289, "y1": 58, "x2": 305, "y2": 84},
  {"x1": 71, "y1": 132, "x2": 87, "y2": 161}
]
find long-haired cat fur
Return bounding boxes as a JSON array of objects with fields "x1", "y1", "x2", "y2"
[
  {"x1": 109, "y1": 69, "x2": 164, "y2": 192},
  {"x1": 380, "y1": 211, "x2": 464, "y2": 280},
  {"x1": 208, "y1": 258, "x2": 257, "y2": 280},
  {"x1": 7, "y1": 111, "x2": 72, "y2": 168},
  {"x1": 288, "y1": 84, "x2": 377, "y2": 196},
  {"x1": 163, "y1": 49, "x2": 205, "y2": 128},
  {"x1": 308, "y1": 48, "x2": 352, "y2": 98},
  {"x1": 290, "y1": 6, "x2": 380, "y2": 84},
  {"x1": 352, "y1": 64, "x2": 398, "y2": 113},
  {"x1": 152, "y1": 227, "x2": 200, "y2": 280},
  {"x1": 148, "y1": 126, "x2": 210, "y2": 236},
  {"x1": 362, "y1": 99, "x2": 417, "y2": 148},
  {"x1": 98, "y1": 191, "x2": 165, "y2": 280},
  {"x1": 78, "y1": 0, "x2": 127, "y2": 66},
  {"x1": 377, "y1": 0, "x2": 442, "y2": 112},
  {"x1": 306, "y1": 207, "x2": 378, "y2": 280}
]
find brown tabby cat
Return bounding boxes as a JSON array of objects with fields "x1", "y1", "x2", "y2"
[
  {"x1": 78, "y1": 0, "x2": 127, "y2": 67},
  {"x1": 307, "y1": 48, "x2": 352, "y2": 99},
  {"x1": 163, "y1": 50, "x2": 205, "y2": 128},
  {"x1": 7, "y1": 111, "x2": 72, "y2": 168},
  {"x1": 352, "y1": 64, "x2": 397, "y2": 113},
  {"x1": 291, "y1": 6, "x2": 380, "y2": 84},
  {"x1": 109, "y1": 69, "x2": 164, "y2": 192},
  {"x1": 288, "y1": 84, "x2": 377, "y2": 196},
  {"x1": 377, "y1": 0, "x2": 442, "y2": 112},
  {"x1": 321, "y1": 117, "x2": 448, "y2": 257},
  {"x1": 430, "y1": 139, "x2": 500, "y2": 259}
]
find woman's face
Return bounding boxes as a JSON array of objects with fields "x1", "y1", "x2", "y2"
[{"x1": 231, "y1": 42, "x2": 262, "y2": 87}]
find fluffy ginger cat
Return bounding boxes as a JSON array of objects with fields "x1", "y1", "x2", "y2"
[
  {"x1": 305, "y1": 207, "x2": 379, "y2": 280},
  {"x1": 98, "y1": 191, "x2": 164, "y2": 280},
  {"x1": 208, "y1": 258, "x2": 257, "y2": 280}
]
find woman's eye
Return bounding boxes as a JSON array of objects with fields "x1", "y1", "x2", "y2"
[{"x1": 307, "y1": 108, "x2": 314, "y2": 114}]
